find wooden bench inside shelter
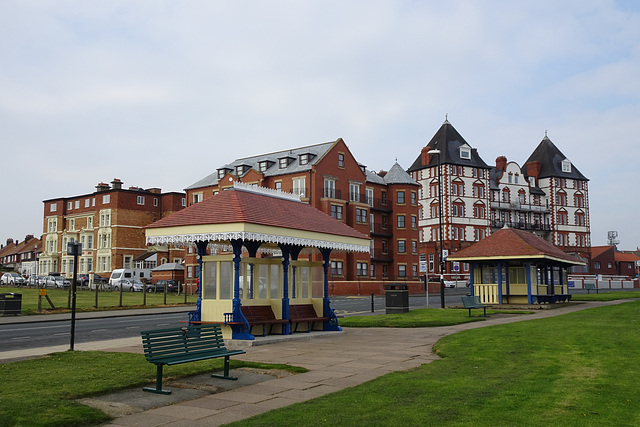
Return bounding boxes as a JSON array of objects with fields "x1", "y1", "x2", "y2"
[
  {"x1": 289, "y1": 304, "x2": 330, "y2": 332},
  {"x1": 461, "y1": 296, "x2": 492, "y2": 317},
  {"x1": 240, "y1": 305, "x2": 288, "y2": 336},
  {"x1": 140, "y1": 324, "x2": 246, "y2": 395}
]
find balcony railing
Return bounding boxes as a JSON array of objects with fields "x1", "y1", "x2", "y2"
[
  {"x1": 491, "y1": 220, "x2": 551, "y2": 231},
  {"x1": 371, "y1": 249, "x2": 393, "y2": 261},
  {"x1": 323, "y1": 188, "x2": 342, "y2": 199},
  {"x1": 370, "y1": 223, "x2": 392, "y2": 236},
  {"x1": 490, "y1": 200, "x2": 550, "y2": 213}
]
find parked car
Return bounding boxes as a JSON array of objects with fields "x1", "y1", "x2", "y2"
[
  {"x1": 43, "y1": 274, "x2": 71, "y2": 289},
  {"x1": 1, "y1": 272, "x2": 25, "y2": 286},
  {"x1": 78, "y1": 274, "x2": 108, "y2": 287},
  {"x1": 113, "y1": 278, "x2": 144, "y2": 292},
  {"x1": 26, "y1": 275, "x2": 44, "y2": 287},
  {"x1": 148, "y1": 280, "x2": 179, "y2": 293}
]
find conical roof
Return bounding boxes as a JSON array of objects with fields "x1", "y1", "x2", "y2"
[
  {"x1": 383, "y1": 162, "x2": 419, "y2": 186},
  {"x1": 408, "y1": 120, "x2": 490, "y2": 172},
  {"x1": 523, "y1": 135, "x2": 588, "y2": 180}
]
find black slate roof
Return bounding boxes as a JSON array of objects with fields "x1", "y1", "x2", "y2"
[
  {"x1": 523, "y1": 136, "x2": 588, "y2": 181},
  {"x1": 408, "y1": 120, "x2": 490, "y2": 172}
]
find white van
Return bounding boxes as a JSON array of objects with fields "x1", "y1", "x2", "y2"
[{"x1": 109, "y1": 268, "x2": 150, "y2": 290}]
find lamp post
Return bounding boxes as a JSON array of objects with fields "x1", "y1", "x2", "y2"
[{"x1": 428, "y1": 148, "x2": 446, "y2": 308}]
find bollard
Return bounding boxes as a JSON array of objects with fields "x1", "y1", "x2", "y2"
[{"x1": 371, "y1": 292, "x2": 374, "y2": 312}]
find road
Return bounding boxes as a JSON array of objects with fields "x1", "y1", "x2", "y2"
[{"x1": 1, "y1": 288, "x2": 470, "y2": 352}]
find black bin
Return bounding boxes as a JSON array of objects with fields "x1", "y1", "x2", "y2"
[
  {"x1": 0, "y1": 293, "x2": 22, "y2": 316},
  {"x1": 385, "y1": 283, "x2": 409, "y2": 314}
]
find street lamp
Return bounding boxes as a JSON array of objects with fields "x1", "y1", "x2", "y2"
[{"x1": 428, "y1": 148, "x2": 446, "y2": 308}]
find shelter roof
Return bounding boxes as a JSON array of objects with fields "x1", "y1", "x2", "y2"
[
  {"x1": 145, "y1": 183, "x2": 370, "y2": 253},
  {"x1": 151, "y1": 262, "x2": 184, "y2": 272},
  {"x1": 447, "y1": 227, "x2": 585, "y2": 265}
]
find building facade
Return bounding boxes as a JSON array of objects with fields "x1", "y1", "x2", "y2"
[
  {"x1": 183, "y1": 139, "x2": 420, "y2": 289},
  {"x1": 40, "y1": 179, "x2": 186, "y2": 279},
  {"x1": 409, "y1": 120, "x2": 591, "y2": 280}
]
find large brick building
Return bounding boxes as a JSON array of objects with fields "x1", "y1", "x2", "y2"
[
  {"x1": 409, "y1": 120, "x2": 591, "y2": 280},
  {"x1": 183, "y1": 139, "x2": 420, "y2": 291},
  {"x1": 40, "y1": 179, "x2": 186, "y2": 279}
]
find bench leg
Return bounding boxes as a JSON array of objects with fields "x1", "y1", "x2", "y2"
[
  {"x1": 143, "y1": 364, "x2": 172, "y2": 395},
  {"x1": 211, "y1": 356, "x2": 238, "y2": 381},
  {"x1": 468, "y1": 308, "x2": 472, "y2": 317},
  {"x1": 482, "y1": 307, "x2": 487, "y2": 317}
]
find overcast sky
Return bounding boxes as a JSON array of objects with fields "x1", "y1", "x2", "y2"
[{"x1": 1, "y1": 1, "x2": 639, "y2": 250}]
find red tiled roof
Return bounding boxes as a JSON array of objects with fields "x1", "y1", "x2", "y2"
[
  {"x1": 590, "y1": 246, "x2": 613, "y2": 258},
  {"x1": 146, "y1": 187, "x2": 369, "y2": 240},
  {"x1": 448, "y1": 227, "x2": 584, "y2": 265},
  {"x1": 615, "y1": 252, "x2": 640, "y2": 263}
]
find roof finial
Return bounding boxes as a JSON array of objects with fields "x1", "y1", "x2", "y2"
[
  {"x1": 545, "y1": 130, "x2": 548, "y2": 138},
  {"x1": 444, "y1": 113, "x2": 449, "y2": 124}
]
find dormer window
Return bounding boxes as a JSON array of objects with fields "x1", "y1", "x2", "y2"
[
  {"x1": 217, "y1": 168, "x2": 231, "y2": 179},
  {"x1": 259, "y1": 161, "x2": 270, "y2": 172},
  {"x1": 299, "y1": 153, "x2": 310, "y2": 165},
  {"x1": 279, "y1": 157, "x2": 293, "y2": 169},
  {"x1": 460, "y1": 146, "x2": 471, "y2": 160},
  {"x1": 236, "y1": 165, "x2": 246, "y2": 175},
  {"x1": 562, "y1": 159, "x2": 572, "y2": 173}
]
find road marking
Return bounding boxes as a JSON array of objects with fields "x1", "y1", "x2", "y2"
[
  {"x1": 126, "y1": 326, "x2": 139, "y2": 329},
  {"x1": 11, "y1": 336, "x2": 31, "y2": 341},
  {"x1": 92, "y1": 329, "x2": 108, "y2": 332},
  {"x1": 54, "y1": 332, "x2": 70, "y2": 336}
]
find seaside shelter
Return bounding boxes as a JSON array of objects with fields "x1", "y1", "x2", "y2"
[
  {"x1": 144, "y1": 183, "x2": 370, "y2": 339},
  {"x1": 447, "y1": 227, "x2": 585, "y2": 305}
]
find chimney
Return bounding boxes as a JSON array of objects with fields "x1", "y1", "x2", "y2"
[
  {"x1": 421, "y1": 146, "x2": 433, "y2": 166},
  {"x1": 24, "y1": 234, "x2": 34, "y2": 242},
  {"x1": 96, "y1": 182, "x2": 110, "y2": 192},
  {"x1": 148, "y1": 188, "x2": 161, "y2": 194},
  {"x1": 111, "y1": 178, "x2": 123, "y2": 190},
  {"x1": 495, "y1": 156, "x2": 507, "y2": 171},
  {"x1": 6, "y1": 238, "x2": 14, "y2": 246},
  {"x1": 378, "y1": 170, "x2": 388, "y2": 178},
  {"x1": 526, "y1": 161, "x2": 542, "y2": 179}
]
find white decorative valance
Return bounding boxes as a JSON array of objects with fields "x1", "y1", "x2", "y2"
[{"x1": 146, "y1": 231, "x2": 370, "y2": 253}]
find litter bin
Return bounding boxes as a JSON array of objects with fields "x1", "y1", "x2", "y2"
[
  {"x1": 385, "y1": 283, "x2": 409, "y2": 314},
  {"x1": 0, "y1": 293, "x2": 22, "y2": 316}
]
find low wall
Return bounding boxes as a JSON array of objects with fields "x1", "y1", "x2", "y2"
[
  {"x1": 569, "y1": 275, "x2": 639, "y2": 290},
  {"x1": 328, "y1": 280, "x2": 442, "y2": 296}
]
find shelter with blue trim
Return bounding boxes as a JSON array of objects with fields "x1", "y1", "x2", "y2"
[
  {"x1": 144, "y1": 183, "x2": 370, "y2": 339},
  {"x1": 447, "y1": 226, "x2": 585, "y2": 305}
]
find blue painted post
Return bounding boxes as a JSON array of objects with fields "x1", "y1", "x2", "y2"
[
  {"x1": 279, "y1": 245, "x2": 291, "y2": 335},
  {"x1": 230, "y1": 239, "x2": 253, "y2": 340},
  {"x1": 320, "y1": 248, "x2": 341, "y2": 331},
  {"x1": 525, "y1": 263, "x2": 533, "y2": 304},
  {"x1": 192, "y1": 241, "x2": 209, "y2": 323},
  {"x1": 497, "y1": 262, "x2": 503, "y2": 305}
]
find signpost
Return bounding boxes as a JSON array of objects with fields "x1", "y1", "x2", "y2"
[{"x1": 67, "y1": 242, "x2": 82, "y2": 351}]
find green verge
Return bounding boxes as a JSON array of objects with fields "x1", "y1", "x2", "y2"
[
  {"x1": 339, "y1": 307, "x2": 532, "y2": 328},
  {"x1": 0, "y1": 351, "x2": 307, "y2": 427},
  {"x1": 232, "y1": 300, "x2": 640, "y2": 427},
  {"x1": 570, "y1": 290, "x2": 640, "y2": 301},
  {"x1": 0, "y1": 286, "x2": 197, "y2": 314}
]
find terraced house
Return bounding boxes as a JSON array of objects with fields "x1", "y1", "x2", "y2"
[
  {"x1": 183, "y1": 138, "x2": 420, "y2": 293},
  {"x1": 40, "y1": 180, "x2": 186, "y2": 279}
]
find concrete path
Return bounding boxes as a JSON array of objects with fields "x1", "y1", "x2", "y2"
[{"x1": 96, "y1": 300, "x2": 623, "y2": 426}]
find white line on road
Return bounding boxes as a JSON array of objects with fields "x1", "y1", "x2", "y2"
[{"x1": 11, "y1": 336, "x2": 31, "y2": 341}]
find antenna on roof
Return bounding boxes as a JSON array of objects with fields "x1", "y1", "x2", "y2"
[{"x1": 607, "y1": 231, "x2": 619, "y2": 246}]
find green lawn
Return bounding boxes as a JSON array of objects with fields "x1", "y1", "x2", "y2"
[
  {"x1": 570, "y1": 289, "x2": 640, "y2": 301},
  {"x1": 0, "y1": 351, "x2": 307, "y2": 427},
  {"x1": 0, "y1": 286, "x2": 197, "y2": 314},
  {"x1": 232, "y1": 299, "x2": 640, "y2": 426}
]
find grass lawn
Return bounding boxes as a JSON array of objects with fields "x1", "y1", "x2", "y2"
[
  {"x1": 570, "y1": 289, "x2": 640, "y2": 301},
  {"x1": 0, "y1": 351, "x2": 307, "y2": 427},
  {"x1": 339, "y1": 307, "x2": 532, "y2": 328},
  {"x1": 0, "y1": 286, "x2": 197, "y2": 314},
  {"x1": 232, "y1": 299, "x2": 640, "y2": 426}
]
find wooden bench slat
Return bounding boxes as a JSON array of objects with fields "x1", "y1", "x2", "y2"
[
  {"x1": 240, "y1": 305, "x2": 287, "y2": 336},
  {"x1": 289, "y1": 304, "x2": 329, "y2": 333}
]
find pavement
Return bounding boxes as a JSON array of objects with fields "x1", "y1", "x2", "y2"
[{"x1": 0, "y1": 300, "x2": 628, "y2": 426}]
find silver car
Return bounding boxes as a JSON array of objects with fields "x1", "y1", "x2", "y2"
[
  {"x1": 44, "y1": 275, "x2": 71, "y2": 289},
  {"x1": 1, "y1": 272, "x2": 25, "y2": 286}
]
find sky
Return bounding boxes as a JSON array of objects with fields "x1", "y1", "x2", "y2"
[{"x1": 1, "y1": 0, "x2": 639, "y2": 250}]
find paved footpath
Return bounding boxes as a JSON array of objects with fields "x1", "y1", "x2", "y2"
[
  {"x1": 0, "y1": 301, "x2": 625, "y2": 426},
  {"x1": 98, "y1": 300, "x2": 625, "y2": 427}
]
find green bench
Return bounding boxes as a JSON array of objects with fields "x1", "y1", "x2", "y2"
[
  {"x1": 461, "y1": 295, "x2": 491, "y2": 317},
  {"x1": 140, "y1": 324, "x2": 246, "y2": 394},
  {"x1": 584, "y1": 282, "x2": 598, "y2": 294}
]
